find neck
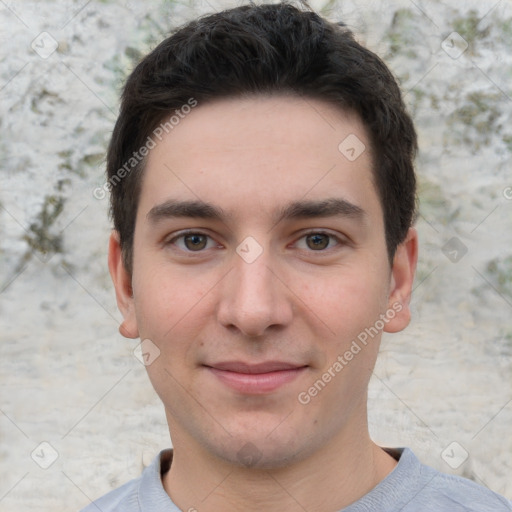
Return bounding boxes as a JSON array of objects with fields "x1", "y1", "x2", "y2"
[{"x1": 162, "y1": 415, "x2": 397, "y2": 512}]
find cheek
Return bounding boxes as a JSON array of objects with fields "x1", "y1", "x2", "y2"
[
  {"x1": 297, "y1": 265, "x2": 389, "y2": 345},
  {"x1": 297, "y1": 271, "x2": 386, "y2": 420},
  {"x1": 132, "y1": 265, "x2": 204, "y2": 405},
  {"x1": 131, "y1": 259, "x2": 207, "y2": 338}
]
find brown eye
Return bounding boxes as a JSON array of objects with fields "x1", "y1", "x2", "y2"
[
  {"x1": 183, "y1": 233, "x2": 208, "y2": 251},
  {"x1": 305, "y1": 233, "x2": 331, "y2": 250}
]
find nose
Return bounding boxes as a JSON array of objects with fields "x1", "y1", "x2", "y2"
[{"x1": 216, "y1": 245, "x2": 293, "y2": 338}]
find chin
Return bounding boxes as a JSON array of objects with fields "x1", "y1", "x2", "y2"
[{"x1": 207, "y1": 430, "x2": 315, "y2": 470}]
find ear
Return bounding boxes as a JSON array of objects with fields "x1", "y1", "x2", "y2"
[
  {"x1": 108, "y1": 230, "x2": 139, "y2": 339},
  {"x1": 383, "y1": 227, "x2": 418, "y2": 333}
]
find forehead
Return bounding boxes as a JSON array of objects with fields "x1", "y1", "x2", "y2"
[{"x1": 137, "y1": 94, "x2": 381, "y2": 225}]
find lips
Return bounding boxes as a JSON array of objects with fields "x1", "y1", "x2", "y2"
[
  {"x1": 204, "y1": 361, "x2": 307, "y2": 394},
  {"x1": 209, "y1": 361, "x2": 304, "y2": 374}
]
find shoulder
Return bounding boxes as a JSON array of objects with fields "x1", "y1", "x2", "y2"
[
  {"x1": 79, "y1": 477, "x2": 141, "y2": 512},
  {"x1": 415, "y1": 468, "x2": 512, "y2": 511},
  {"x1": 79, "y1": 449, "x2": 175, "y2": 512},
  {"x1": 384, "y1": 448, "x2": 512, "y2": 512}
]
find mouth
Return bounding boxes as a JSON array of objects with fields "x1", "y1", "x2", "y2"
[{"x1": 203, "y1": 361, "x2": 308, "y2": 394}]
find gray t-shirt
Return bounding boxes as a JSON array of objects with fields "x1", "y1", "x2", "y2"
[{"x1": 80, "y1": 447, "x2": 512, "y2": 511}]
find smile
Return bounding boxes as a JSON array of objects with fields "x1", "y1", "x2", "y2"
[{"x1": 204, "y1": 361, "x2": 308, "y2": 394}]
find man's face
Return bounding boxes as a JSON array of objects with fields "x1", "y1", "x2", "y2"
[{"x1": 111, "y1": 95, "x2": 415, "y2": 468}]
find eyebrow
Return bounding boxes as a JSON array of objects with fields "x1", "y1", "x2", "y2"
[
  {"x1": 147, "y1": 198, "x2": 365, "y2": 225},
  {"x1": 147, "y1": 200, "x2": 226, "y2": 223},
  {"x1": 276, "y1": 198, "x2": 365, "y2": 222}
]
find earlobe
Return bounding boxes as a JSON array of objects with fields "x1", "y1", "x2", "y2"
[
  {"x1": 384, "y1": 227, "x2": 418, "y2": 334},
  {"x1": 108, "y1": 231, "x2": 139, "y2": 339}
]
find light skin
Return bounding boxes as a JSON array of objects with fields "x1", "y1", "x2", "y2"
[{"x1": 109, "y1": 94, "x2": 418, "y2": 511}]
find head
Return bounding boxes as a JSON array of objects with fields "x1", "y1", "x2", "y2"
[
  {"x1": 108, "y1": 1, "x2": 418, "y2": 469},
  {"x1": 107, "y1": 1, "x2": 417, "y2": 275}
]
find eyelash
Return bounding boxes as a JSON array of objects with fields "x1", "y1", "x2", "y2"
[{"x1": 165, "y1": 229, "x2": 345, "y2": 254}]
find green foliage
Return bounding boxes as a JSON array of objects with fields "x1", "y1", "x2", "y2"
[
  {"x1": 446, "y1": 90, "x2": 502, "y2": 151},
  {"x1": 502, "y1": 134, "x2": 512, "y2": 153},
  {"x1": 22, "y1": 195, "x2": 65, "y2": 259},
  {"x1": 384, "y1": 8, "x2": 419, "y2": 59},
  {"x1": 417, "y1": 176, "x2": 455, "y2": 226},
  {"x1": 486, "y1": 255, "x2": 512, "y2": 297},
  {"x1": 496, "y1": 17, "x2": 512, "y2": 45},
  {"x1": 455, "y1": 91, "x2": 500, "y2": 132},
  {"x1": 452, "y1": 9, "x2": 490, "y2": 55}
]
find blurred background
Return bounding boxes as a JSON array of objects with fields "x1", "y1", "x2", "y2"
[{"x1": 1, "y1": 0, "x2": 511, "y2": 510}]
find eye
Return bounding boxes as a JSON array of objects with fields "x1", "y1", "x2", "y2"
[
  {"x1": 295, "y1": 231, "x2": 342, "y2": 251},
  {"x1": 166, "y1": 231, "x2": 217, "y2": 252}
]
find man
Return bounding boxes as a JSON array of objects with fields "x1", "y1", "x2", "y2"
[{"x1": 82, "y1": 2, "x2": 512, "y2": 510}]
